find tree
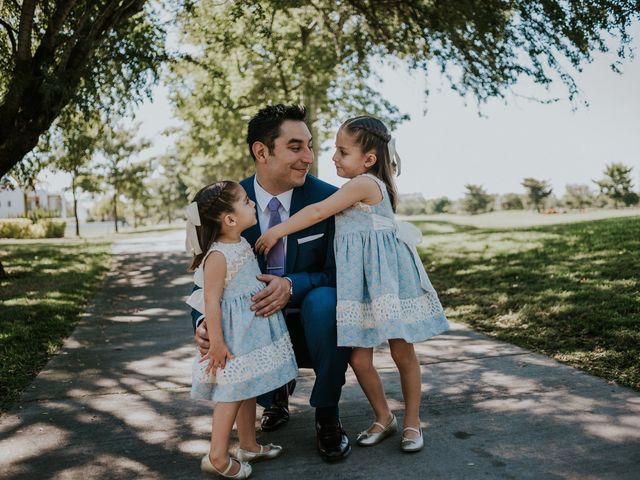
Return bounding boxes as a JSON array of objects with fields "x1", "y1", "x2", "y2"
[
  {"x1": 501, "y1": 193, "x2": 524, "y2": 211},
  {"x1": 0, "y1": 1, "x2": 166, "y2": 177},
  {"x1": 97, "y1": 124, "x2": 150, "y2": 233},
  {"x1": 47, "y1": 111, "x2": 103, "y2": 236},
  {"x1": 593, "y1": 163, "x2": 639, "y2": 208},
  {"x1": 522, "y1": 178, "x2": 553, "y2": 212},
  {"x1": 461, "y1": 184, "x2": 492, "y2": 215},
  {"x1": 430, "y1": 197, "x2": 452, "y2": 214},
  {"x1": 170, "y1": 1, "x2": 640, "y2": 192},
  {"x1": 120, "y1": 160, "x2": 151, "y2": 229},
  {"x1": 169, "y1": 0, "x2": 408, "y2": 188},
  {"x1": 563, "y1": 184, "x2": 595, "y2": 210},
  {"x1": 150, "y1": 154, "x2": 189, "y2": 224}
]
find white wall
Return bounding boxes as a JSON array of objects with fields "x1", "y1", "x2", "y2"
[{"x1": 0, "y1": 189, "x2": 25, "y2": 218}]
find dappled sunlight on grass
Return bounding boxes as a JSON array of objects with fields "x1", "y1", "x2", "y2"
[
  {"x1": 0, "y1": 242, "x2": 111, "y2": 412},
  {"x1": 419, "y1": 216, "x2": 640, "y2": 390}
]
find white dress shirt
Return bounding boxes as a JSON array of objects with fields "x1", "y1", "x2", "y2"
[{"x1": 253, "y1": 176, "x2": 293, "y2": 255}]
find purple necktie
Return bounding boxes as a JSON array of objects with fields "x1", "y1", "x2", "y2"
[{"x1": 267, "y1": 197, "x2": 285, "y2": 277}]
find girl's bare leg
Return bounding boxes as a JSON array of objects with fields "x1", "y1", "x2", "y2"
[
  {"x1": 350, "y1": 347, "x2": 394, "y2": 432},
  {"x1": 236, "y1": 397, "x2": 272, "y2": 452},
  {"x1": 389, "y1": 339, "x2": 422, "y2": 438},
  {"x1": 209, "y1": 401, "x2": 242, "y2": 474}
]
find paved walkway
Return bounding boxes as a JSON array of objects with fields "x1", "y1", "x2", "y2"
[{"x1": 1, "y1": 231, "x2": 639, "y2": 479}]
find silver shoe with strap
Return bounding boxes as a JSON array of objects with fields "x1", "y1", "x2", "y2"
[
  {"x1": 400, "y1": 426, "x2": 424, "y2": 452},
  {"x1": 236, "y1": 443, "x2": 283, "y2": 462},
  {"x1": 201, "y1": 455, "x2": 252, "y2": 479},
  {"x1": 356, "y1": 414, "x2": 398, "y2": 446}
]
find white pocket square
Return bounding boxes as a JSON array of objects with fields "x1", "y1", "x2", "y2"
[{"x1": 297, "y1": 233, "x2": 324, "y2": 244}]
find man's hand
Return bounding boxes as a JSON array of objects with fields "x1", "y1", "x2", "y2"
[
  {"x1": 251, "y1": 274, "x2": 292, "y2": 317},
  {"x1": 195, "y1": 320, "x2": 210, "y2": 356}
]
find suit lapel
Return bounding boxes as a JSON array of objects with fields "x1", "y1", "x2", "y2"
[
  {"x1": 286, "y1": 184, "x2": 307, "y2": 274},
  {"x1": 241, "y1": 175, "x2": 266, "y2": 272}
]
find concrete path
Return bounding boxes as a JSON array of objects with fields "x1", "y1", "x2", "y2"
[{"x1": 1, "y1": 231, "x2": 639, "y2": 479}]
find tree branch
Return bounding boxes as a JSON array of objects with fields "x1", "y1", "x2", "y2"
[
  {"x1": 0, "y1": 18, "x2": 17, "y2": 55},
  {"x1": 16, "y1": 0, "x2": 37, "y2": 62}
]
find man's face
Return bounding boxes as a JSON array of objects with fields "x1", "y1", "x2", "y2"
[{"x1": 257, "y1": 120, "x2": 313, "y2": 193}]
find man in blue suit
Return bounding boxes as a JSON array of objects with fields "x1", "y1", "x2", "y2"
[{"x1": 192, "y1": 104, "x2": 352, "y2": 461}]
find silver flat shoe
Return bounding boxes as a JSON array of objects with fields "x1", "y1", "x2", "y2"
[
  {"x1": 356, "y1": 414, "x2": 398, "y2": 446},
  {"x1": 236, "y1": 443, "x2": 283, "y2": 462},
  {"x1": 201, "y1": 455, "x2": 252, "y2": 478},
  {"x1": 400, "y1": 426, "x2": 424, "y2": 452}
]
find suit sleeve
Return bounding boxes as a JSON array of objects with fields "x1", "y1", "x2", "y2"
[
  {"x1": 286, "y1": 215, "x2": 336, "y2": 306},
  {"x1": 190, "y1": 285, "x2": 204, "y2": 331}
]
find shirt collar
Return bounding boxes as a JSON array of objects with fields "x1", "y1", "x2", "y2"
[{"x1": 254, "y1": 176, "x2": 293, "y2": 213}]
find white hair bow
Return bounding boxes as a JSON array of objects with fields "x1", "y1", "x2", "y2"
[
  {"x1": 185, "y1": 202, "x2": 203, "y2": 255},
  {"x1": 388, "y1": 137, "x2": 402, "y2": 176}
]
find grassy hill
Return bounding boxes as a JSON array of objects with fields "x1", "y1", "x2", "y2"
[{"x1": 418, "y1": 215, "x2": 640, "y2": 390}]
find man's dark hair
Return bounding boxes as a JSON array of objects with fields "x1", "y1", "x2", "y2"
[{"x1": 246, "y1": 104, "x2": 307, "y2": 160}]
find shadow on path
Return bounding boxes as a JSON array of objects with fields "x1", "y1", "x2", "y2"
[{"x1": 1, "y1": 231, "x2": 639, "y2": 479}]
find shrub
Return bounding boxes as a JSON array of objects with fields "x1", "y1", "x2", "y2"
[
  {"x1": 0, "y1": 218, "x2": 66, "y2": 239},
  {"x1": 39, "y1": 219, "x2": 66, "y2": 238},
  {"x1": 0, "y1": 219, "x2": 35, "y2": 239}
]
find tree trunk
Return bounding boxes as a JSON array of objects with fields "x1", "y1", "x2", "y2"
[
  {"x1": 0, "y1": 261, "x2": 6, "y2": 279},
  {"x1": 72, "y1": 175, "x2": 80, "y2": 237},
  {"x1": 113, "y1": 192, "x2": 119, "y2": 233}
]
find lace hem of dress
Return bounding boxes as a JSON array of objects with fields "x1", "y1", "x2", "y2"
[
  {"x1": 196, "y1": 334, "x2": 296, "y2": 385},
  {"x1": 336, "y1": 293, "x2": 443, "y2": 329}
]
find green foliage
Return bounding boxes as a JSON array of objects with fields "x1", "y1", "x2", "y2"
[
  {"x1": 500, "y1": 193, "x2": 525, "y2": 210},
  {"x1": 169, "y1": 0, "x2": 409, "y2": 190},
  {"x1": 461, "y1": 184, "x2": 493, "y2": 215},
  {"x1": 148, "y1": 155, "x2": 189, "y2": 223},
  {"x1": 0, "y1": 219, "x2": 32, "y2": 238},
  {"x1": 0, "y1": 218, "x2": 66, "y2": 238},
  {"x1": 430, "y1": 197, "x2": 452, "y2": 214},
  {"x1": 522, "y1": 177, "x2": 553, "y2": 212},
  {"x1": 40, "y1": 219, "x2": 67, "y2": 238},
  {"x1": 0, "y1": 241, "x2": 111, "y2": 412},
  {"x1": 0, "y1": 1, "x2": 168, "y2": 176},
  {"x1": 563, "y1": 184, "x2": 595, "y2": 209},
  {"x1": 424, "y1": 216, "x2": 640, "y2": 390},
  {"x1": 397, "y1": 195, "x2": 452, "y2": 215},
  {"x1": 593, "y1": 163, "x2": 639, "y2": 208},
  {"x1": 95, "y1": 123, "x2": 151, "y2": 231}
]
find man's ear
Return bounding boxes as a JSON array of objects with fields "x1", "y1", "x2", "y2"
[
  {"x1": 364, "y1": 152, "x2": 378, "y2": 168},
  {"x1": 252, "y1": 141, "x2": 269, "y2": 164},
  {"x1": 223, "y1": 213, "x2": 237, "y2": 226}
]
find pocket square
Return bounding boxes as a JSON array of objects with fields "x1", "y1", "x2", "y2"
[{"x1": 297, "y1": 233, "x2": 324, "y2": 244}]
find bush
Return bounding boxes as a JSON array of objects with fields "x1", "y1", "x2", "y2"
[
  {"x1": 0, "y1": 219, "x2": 34, "y2": 238},
  {"x1": 0, "y1": 218, "x2": 66, "y2": 239},
  {"x1": 39, "y1": 219, "x2": 66, "y2": 238}
]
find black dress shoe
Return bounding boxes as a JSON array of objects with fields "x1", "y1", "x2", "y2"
[
  {"x1": 315, "y1": 417, "x2": 351, "y2": 462},
  {"x1": 260, "y1": 380, "x2": 296, "y2": 432}
]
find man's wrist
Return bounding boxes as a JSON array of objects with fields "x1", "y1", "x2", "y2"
[{"x1": 283, "y1": 276, "x2": 293, "y2": 298}]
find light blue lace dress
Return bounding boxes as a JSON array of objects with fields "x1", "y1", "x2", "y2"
[
  {"x1": 186, "y1": 238, "x2": 298, "y2": 403},
  {"x1": 334, "y1": 174, "x2": 450, "y2": 347}
]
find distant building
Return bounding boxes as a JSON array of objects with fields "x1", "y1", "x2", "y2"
[{"x1": 0, "y1": 176, "x2": 67, "y2": 218}]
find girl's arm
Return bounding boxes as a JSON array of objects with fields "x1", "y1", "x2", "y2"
[
  {"x1": 200, "y1": 251, "x2": 235, "y2": 373},
  {"x1": 255, "y1": 176, "x2": 380, "y2": 255}
]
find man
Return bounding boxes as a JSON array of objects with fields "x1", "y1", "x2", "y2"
[{"x1": 192, "y1": 104, "x2": 352, "y2": 461}]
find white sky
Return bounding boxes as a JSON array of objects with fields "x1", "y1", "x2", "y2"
[{"x1": 44, "y1": 26, "x2": 640, "y2": 201}]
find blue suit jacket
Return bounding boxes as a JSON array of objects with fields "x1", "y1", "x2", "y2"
[{"x1": 190, "y1": 174, "x2": 338, "y2": 329}]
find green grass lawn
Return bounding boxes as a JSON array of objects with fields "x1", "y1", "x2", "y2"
[
  {"x1": 418, "y1": 215, "x2": 640, "y2": 390},
  {"x1": 0, "y1": 241, "x2": 111, "y2": 412}
]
